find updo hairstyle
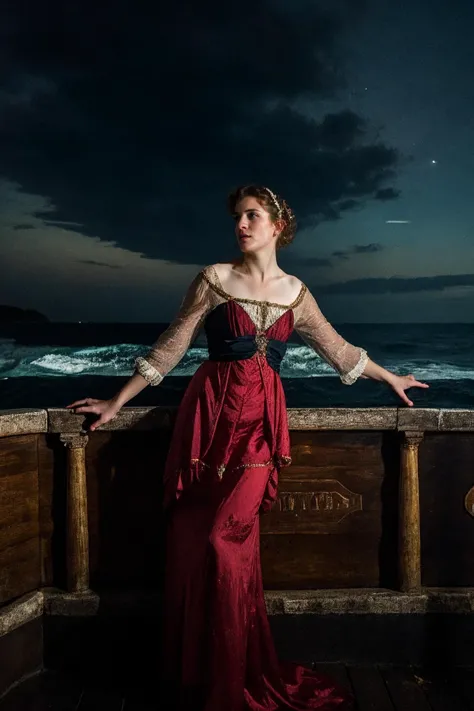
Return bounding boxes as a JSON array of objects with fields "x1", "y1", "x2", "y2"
[{"x1": 227, "y1": 184, "x2": 297, "y2": 249}]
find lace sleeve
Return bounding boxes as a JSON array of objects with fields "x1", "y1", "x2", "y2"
[
  {"x1": 293, "y1": 286, "x2": 368, "y2": 385},
  {"x1": 134, "y1": 270, "x2": 214, "y2": 386}
]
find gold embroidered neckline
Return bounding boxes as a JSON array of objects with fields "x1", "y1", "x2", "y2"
[{"x1": 202, "y1": 265, "x2": 307, "y2": 310}]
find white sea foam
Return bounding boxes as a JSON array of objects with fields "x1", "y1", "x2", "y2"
[{"x1": 0, "y1": 340, "x2": 473, "y2": 380}]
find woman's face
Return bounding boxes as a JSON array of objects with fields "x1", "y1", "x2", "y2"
[{"x1": 233, "y1": 196, "x2": 279, "y2": 252}]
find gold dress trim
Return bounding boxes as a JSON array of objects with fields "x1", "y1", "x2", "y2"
[
  {"x1": 233, "y1": 458, "x2": 274, "y2": 472},
  {"x1": 189, "y1": 454, "x2": 292, "y2": 480},
  {"x1": 201, "y1": 265, "x2": 307, "y2": 310}
]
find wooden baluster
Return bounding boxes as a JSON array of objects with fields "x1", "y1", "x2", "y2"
[
  {"x1": 399, "y1": 431, "x2": 424, "y2": 591},
  {"x1": 60, "y1": 433, "x2": 90, "y2": 593}
]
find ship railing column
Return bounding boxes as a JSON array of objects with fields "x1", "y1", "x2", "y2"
[
  {"x1": 399, "y1": 430, "x2": 424, "y2": 592},
  {"x1": 59, "y1": 433, "x2": 90, "y2": 594}
]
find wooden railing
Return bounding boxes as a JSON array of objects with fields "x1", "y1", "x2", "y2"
[{"x1": 1, "y1": 406, "x2": 474, "y2": 602}]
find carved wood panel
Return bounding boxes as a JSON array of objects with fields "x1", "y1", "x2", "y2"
[
  {"x1": 84, "y1": 430, "x2": 169, "y2": 587},
  {"x1": 260, "y1": 430, "x2": 399, "y2": 588},
  {"x1": 420, "y1": 432, "x2": 474, "y2": 587},
  {"x1": 0, "y1": 434, "x2": 41, "y2": 604},
  {"x1": 261, "y1": 475, "x2": 362, "y2": 534}
]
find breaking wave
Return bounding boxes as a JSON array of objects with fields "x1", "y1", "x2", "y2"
[{"x1": 1, "y1": 340, "x2": 473, "y2": 380}]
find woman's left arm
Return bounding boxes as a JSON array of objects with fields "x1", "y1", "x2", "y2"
[
  {"x1": 293, "y1": 286, "x2": 429, "y2": 407},
  {"x1": 358, "y1": 357, "x2": 429, "y2": 407}
]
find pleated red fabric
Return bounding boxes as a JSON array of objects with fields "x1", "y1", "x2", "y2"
[{"x1": 161, "y1": 299, "x2": 354, "y2": 710}]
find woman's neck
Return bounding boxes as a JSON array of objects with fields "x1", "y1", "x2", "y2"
[{"x1": 236, "y1": 255, "x2": 282, "y2": 283}]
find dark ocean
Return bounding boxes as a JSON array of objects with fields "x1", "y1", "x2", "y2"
[{"x1": 0, "y1": 322, "x2": 472, "y2": 410}]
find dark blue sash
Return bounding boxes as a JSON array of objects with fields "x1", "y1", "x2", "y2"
[{"x1": 208, "y1": 335, "x2": 287, "y2": 373}]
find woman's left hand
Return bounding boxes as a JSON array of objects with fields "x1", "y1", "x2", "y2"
[{"x1": 389, "y1": 374, "x2": 430, "y2": 407}]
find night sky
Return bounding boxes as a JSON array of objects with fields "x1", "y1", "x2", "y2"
[{"x1": 1, "y1": 0, "x2": 473, "y2": 323}]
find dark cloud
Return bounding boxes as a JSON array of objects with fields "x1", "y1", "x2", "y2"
[
  {"x1": 12, "y1": 224, "x2": 35, "y2": 230},
  {"x1": 375, "y1": 187, "x2": 400, "y2": 201},
  {"x1": 332, "y1": 251, "x2": 350, "y2": 261},
  {"x1": 317, "y1": 111, "x2": 365, "y2": 150},
  {"x1": 353, "y1": 243, "x2": 384, "y2": 254},
  {"x1": 337, "y1": 199, "x2": 360, "y2": 211},
  {"x1": 298, "y1": 256, "x2": 333, "y2": 268},
  {"x1": 0, "y1": 0, "x2": 400, "y2": 265},
  {"x1": 318, "y1": 274, "x2": 474, "y2": 295},
  {"x1": 286, "y1": 242, "x2": 384, "y2": 266},
  {"x1": 281, "y1": 254, "x2": 334, "y2": 270},
  {"x1": 77, "y1": 259, "x2": 122, "y2": 269}
]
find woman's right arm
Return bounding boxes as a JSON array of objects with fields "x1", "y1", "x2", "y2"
[
  {"x1": 67, "y1": 372, "x2": 150, "y2": 430},
  {"x1": 66, "y1": 269, "x2": 213, "y2": 430}
]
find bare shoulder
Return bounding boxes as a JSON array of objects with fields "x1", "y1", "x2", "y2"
[
  {"x1": 285, "y1": 272, "x2": 305, "y2": 290},
  {"x1": 210, "y1": 261, "x2": 235, "y2": 281},
  {"x1": 205, "y1": 262, "x2": 234, "y2": 290},
  {"x1": 284, "y1": 273, "x2": 306, "y2": 304}
]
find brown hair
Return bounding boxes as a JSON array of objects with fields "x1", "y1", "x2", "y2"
[{"x1": 227, "y1": 185, "x2": 297, "y2": 250}]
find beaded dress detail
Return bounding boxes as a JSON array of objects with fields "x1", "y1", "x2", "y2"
[{"x1": 135, "y1": 264, "x2": 366, "y2": 710}]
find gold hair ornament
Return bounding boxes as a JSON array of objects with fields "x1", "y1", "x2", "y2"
[{"x1": 263, "y1": 187, "x2": 283, "y2": 218}]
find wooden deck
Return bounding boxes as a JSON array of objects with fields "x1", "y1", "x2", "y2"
[{"x1": 1, "y1": 665, "x2": 473, "y2": 711}]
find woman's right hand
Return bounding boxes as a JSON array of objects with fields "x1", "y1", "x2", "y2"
[{"x1": 66, "y1": 398, "x2": 121, "y2": 431}]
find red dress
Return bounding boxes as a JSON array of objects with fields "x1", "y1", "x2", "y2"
[{"x1": 135, "y1": 265, "x2": 368, "y2": 711}]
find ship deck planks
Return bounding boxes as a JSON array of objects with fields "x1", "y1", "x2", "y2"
[{"x1": 0, "y1": 665, "x2": 472, "y2": 710}]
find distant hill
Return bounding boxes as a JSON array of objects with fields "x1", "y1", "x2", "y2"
[{"x1": 0, "y1": 305, "x2": 49, "y2": 323}]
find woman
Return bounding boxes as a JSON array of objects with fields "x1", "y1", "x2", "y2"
[{"x1": 68, "y1": 185, "x2": 428, "y2": 710}]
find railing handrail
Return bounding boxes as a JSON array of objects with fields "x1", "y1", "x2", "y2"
[{"x1": 1, "y1": 406, "x2": 474, "y2": 438}]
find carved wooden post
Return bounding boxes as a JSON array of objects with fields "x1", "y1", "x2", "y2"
[
  {"x1": 399, "y1": 431, "x2": 424, "y2": 591},
  {"x1": 60, "y1": 433, "x2": 90, "y2": 593}
]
